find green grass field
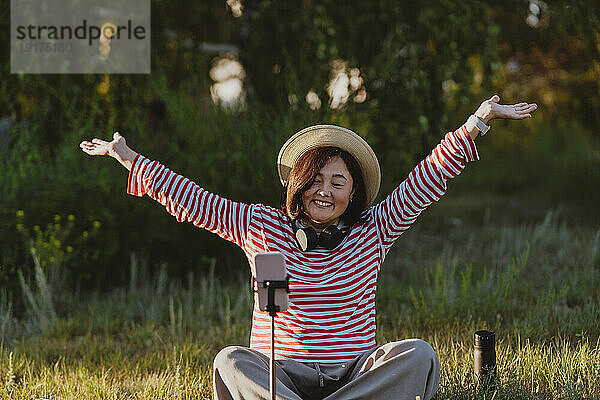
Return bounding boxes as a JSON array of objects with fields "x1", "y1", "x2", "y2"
[{"x1": 2, "y1": 199, "x2": 599, "y2": 399}]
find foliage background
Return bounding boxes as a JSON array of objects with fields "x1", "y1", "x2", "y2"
[{"x1": 1, "y1": 0, "x2": 599, "y2": 312}]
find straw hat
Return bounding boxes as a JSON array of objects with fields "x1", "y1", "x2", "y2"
[{"x1": 277, "y1": 125, "x2": 381, "y2": 205}]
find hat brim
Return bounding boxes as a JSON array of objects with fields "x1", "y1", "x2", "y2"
[{"x1": 277, "y1": 125, "x2": 381, "y2": 205}]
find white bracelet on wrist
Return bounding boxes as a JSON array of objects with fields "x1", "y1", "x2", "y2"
[{"x1": 466, "y1": 114, "x2": 490, "y2": 136}]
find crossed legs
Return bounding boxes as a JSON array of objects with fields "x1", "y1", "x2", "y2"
[{"x1": 213, "y1": 339, "x2": 440, "y2": 400}]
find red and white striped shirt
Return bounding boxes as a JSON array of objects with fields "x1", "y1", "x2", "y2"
[{"x1": 127, "y1": 125, "x2": 479, "y2": 362}]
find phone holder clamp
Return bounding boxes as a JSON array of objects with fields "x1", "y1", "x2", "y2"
[{"x1": 253, "y1": 276, "x2": 290, "y2": 316}]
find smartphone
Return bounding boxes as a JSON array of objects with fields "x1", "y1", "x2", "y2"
[{"x1": 254, "y1": 252, "x2": 289, "y2": 312}]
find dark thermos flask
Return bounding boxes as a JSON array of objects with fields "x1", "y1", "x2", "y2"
[{"x1": 474, "y1": 330, "x2": 496, "y2": 391}]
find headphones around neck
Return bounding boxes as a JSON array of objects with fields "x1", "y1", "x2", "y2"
[{"x1": 294, "y1": 223, "x2": 346, "y2": 251}]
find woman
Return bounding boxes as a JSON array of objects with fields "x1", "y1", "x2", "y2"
[{"x1": 80, "y1": 95, "x2": 537, "y2": 400}]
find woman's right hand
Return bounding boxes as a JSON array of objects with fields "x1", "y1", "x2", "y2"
[
  {"x1": 80, "y1": 132, "x2": 126, "y2": 157},
  {"x1": 80, "y1": 132, "x2": 138, "y2": 171}
]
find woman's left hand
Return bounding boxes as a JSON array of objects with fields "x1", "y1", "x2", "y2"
[{"x1": 474, "y1": 95, "x2": 537, "y2": 124}]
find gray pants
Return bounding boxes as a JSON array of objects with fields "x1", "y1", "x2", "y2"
[{"x1": 213, "y1": 339, "x2": 440, "y2": 400}]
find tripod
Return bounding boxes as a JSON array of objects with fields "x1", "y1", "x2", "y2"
[{"x1": 259, "y1": 277, "x2": 290, "y2": 400}]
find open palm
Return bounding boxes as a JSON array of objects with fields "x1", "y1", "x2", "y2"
[
  {"x1": 477, "y1": 95, "x2": 538, "y2": 122},
  {"x1": 80, "y1": 132, "x2": 125, "y2": 157}
]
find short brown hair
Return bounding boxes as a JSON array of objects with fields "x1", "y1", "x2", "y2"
[{"x1": 280, "y1": 146, "x2": 369, "y2": 227}]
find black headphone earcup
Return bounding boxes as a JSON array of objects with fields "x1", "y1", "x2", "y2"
[
  {"x1": 320, "y1": 225, "x2": 345, "y2": 250},
  {"x1": 296, "y1": 226, "x2": 318, "y2": 251}
]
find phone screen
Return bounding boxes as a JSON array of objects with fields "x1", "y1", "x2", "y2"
[{"x1": 254, "y1": 252, "x2": 289, "y2": 312}]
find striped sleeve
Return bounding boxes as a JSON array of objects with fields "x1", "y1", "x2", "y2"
[
  {"x1": 372, "y1": 125, "x2": 479, "y2": 259},
  {"x1": 127, "y1": 154, "x2": 253, "y2": 248}
]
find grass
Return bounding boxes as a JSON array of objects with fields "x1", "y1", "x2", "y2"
[{"x1": 1, "y1": 205, "x2": 599, "y2": 399}]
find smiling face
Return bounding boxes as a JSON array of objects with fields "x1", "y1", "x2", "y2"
[
  {"x1": 281, "y1": 146, "x2": 367, "y2": 231},
  {"x1": 301, "y1": 156, "x2": 355, "y2": 230}
]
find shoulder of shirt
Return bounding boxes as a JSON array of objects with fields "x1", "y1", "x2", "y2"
[{"x1": 249, "y1": 203, "x2": 287, "y2": 220}]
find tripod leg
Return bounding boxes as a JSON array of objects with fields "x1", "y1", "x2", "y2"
[{"x1": 270, "y1": 315, "x2": 276, "y2": 400}]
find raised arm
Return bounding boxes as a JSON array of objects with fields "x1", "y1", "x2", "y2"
[
  {"x1": 79, "y1": 133, "x2": 254, "y2": 248},
  {"x1": 373, "y1": 96, "x2": 537, "y2": 258}
]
